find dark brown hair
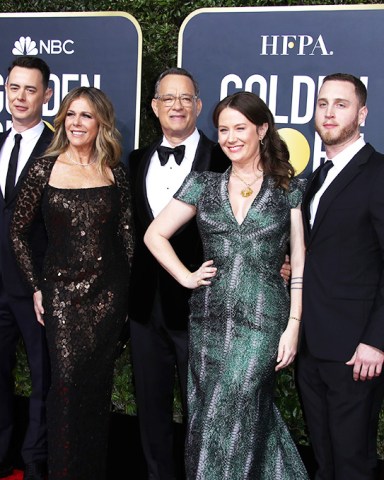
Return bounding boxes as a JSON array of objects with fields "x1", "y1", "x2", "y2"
[
  {"x1": 8, "y1": 56, "x2": 50, "y2": 89},
  {"x1": 322, "y1": 73, "x2": 367, "y2": 107},
  {"x1": 213, "y1": 91, "x2": 294, "y2": 190}
]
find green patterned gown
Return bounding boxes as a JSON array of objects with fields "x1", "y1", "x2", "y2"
[{"x1": 174, "y1": 168, "x2": 309, "y2": 480}]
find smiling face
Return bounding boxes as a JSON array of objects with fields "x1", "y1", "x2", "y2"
[
  {"x1": 65, "y1": 96, "x2": 99, "y2": 152},
  {"x1": 217, "y1": 107, "x2": 267, "y2": 167},
  {"x1": 6, "y1": 66, "x2": 52, "y2": 131},
  {"x1": 151, "y1": 74, "x2": 202, "y2": 145},
  {"x1": 315, "y1": 79, "x2": 367, "y2": 151}
]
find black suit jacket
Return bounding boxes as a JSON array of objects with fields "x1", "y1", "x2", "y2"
[
  {"x1": 128, "y1": 130, "x2": 230, "y2": 330},
  {"x1": 0, "y1": 125, "x2": 53, "y2": 296},
  {"x1": 301, "y1": 143, "x2": 384, "y2": 361}
]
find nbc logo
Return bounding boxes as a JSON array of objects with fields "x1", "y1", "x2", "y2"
[
  {"x1": 13, "y1": 36, "x2": 38, "y2": 55},
  {"x1": 12, "y1": 35, "x2": 75, "y2": 55}
]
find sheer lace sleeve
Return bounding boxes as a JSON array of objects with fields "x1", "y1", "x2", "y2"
[
  {"x1": 114, "y1": 163, "x2": 135, "y2": 269},
  {"x1": 10, "y1": 157, "x2": 54, "y2": 292}
]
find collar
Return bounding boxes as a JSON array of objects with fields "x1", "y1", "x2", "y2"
[
  {"x1": 327, "y1": 136, "x2": 366, "y2": 174},
  {"x1": 11, "y1": 121, "x2": 45, "y2": 142}
]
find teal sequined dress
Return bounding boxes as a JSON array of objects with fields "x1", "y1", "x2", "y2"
[{"x1": 174, "y1": 168, "x2": 309, "y2": 480}]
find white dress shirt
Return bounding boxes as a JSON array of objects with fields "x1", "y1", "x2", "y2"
[
  {"x1": 146, "y1": 128, "x2": 200, "y2": 218},
  {"x1": 310, "y1": 136, "x2": 366, "y2": 227},
  {"x1": 0, "y1": 121, "x2": 45, "y2": 197}
]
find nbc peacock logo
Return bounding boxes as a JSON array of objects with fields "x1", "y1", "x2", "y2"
[
  {"x1": 12, "y1": 36, "x2": 38, "y2": 55},
  {"x1": 11, "y1": 35, "x2": 75, "y2": 55}
]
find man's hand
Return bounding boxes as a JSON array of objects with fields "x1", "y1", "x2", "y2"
[
  {"x1": 346, "y1": 343, "x2": 384, "y2": 381},
  {"x1": 33, "y1": 290, "x2": 45, "y2": 326},
  {"x1": 280, "y1": 254, "x2": 291, "y2": 284}
]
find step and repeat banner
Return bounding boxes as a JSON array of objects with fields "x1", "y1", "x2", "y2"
[
  {"x1": 0, "y1": 12, "x2": 142, "y2": 160},
  {"x1": 1, "y1": 6, "x2": 384, "y2": 175},
  {"x1": 178, "y1": 5, "x2": 384, "y2": 177}
]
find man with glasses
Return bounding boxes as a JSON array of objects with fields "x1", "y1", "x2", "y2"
[{"x1": 127, "y1": 67, "x2": 230, "y2": 480}]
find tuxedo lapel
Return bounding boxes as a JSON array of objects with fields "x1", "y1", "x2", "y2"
[
  {"x1": 7, "y1": 125, "x2": 53, "y2": 205},
  {"x1": 309, "y1": 144, "x2": 373, "y2": 241},
  {"x1": 191, "y1": 131, "x2": 214, "y2": 172},
  {"x1": 0, "y1": 131, "x2": 9, "y2": 150},
  {"x1": 135, "y1": 140, "x2": 161, "y2": 224},
  {"x1": 0, "y1": 131, "x2": 10, "y2": 204},
  {"x1": 302, "y1": 164, "x2": 322, "y2": 237}
]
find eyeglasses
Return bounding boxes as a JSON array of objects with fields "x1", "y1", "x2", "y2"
[{"x1": 155, "y1": 94, "x2": 198, "y2": 107}]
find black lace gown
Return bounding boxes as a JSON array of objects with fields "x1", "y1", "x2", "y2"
[{"x1": 10, "y1": 157, "x2": 134, "y2": 480}]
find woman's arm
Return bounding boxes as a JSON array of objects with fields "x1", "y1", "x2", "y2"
[
  {"x1": 10, "y1": 159, "x2": 51, "y2": 293},
  {"x1": 10, "y1": 158, "x2": 51, "y2": 326},
  {"x1": 116, "y1": 164, "x2": 135, "y2": 269},
  {"x1": 144, "y1": 198, "x2": 217, "y2": 289},
  {"x1": 275, "y1": 206, "x2": 305, "y2": 371}
]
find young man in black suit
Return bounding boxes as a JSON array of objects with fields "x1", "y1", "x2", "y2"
[
  {"x1": 0, "y1": 56, "x2": 53, "y2": 480},
  {"x1": 298, "y1": 73, "x2": 384, "y2": 480}
]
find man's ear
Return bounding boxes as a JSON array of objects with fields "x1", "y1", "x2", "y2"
[
  {"x1": 152, "y1": 98, "x2": 159, "y2": 118},
  {"x1": 44, "y1": 87, "x2": 53, "y2": 104},
  {"x1": 358, "y1": 105, "x2": 368, "y2": 127},
  {"x1": 196, "y1": 98, "x2": 202, "y2": 117}
]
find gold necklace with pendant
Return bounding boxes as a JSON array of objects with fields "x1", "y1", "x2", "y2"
[{"x1": 231, "y1": 169, "x2": 264, "y2": 197}]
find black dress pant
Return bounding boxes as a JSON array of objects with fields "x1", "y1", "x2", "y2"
[
  {"x1": 130, "y1": 291, "x2": 188, "y2": 480},
  {"x1": 0, "y1": 281, "x2": 50, "y2": 465},
  {"x1": 297, "y1": 344, "x2": 384, "y2": 480}
]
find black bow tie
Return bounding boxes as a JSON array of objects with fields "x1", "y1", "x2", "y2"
[{"x1": 157, "y1": 145, "x2": 186, "y2": 166}]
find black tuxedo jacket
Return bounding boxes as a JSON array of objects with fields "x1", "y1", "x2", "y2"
[
  {"x1": 128, "y1": 130, "x2": 230, "y2": 330},
  {"x1": 0, "y1": 125, "x2": 53, "y2": 296},
  {"x1": 301, "y1": 143, "x2": 384, "y2": 361}
]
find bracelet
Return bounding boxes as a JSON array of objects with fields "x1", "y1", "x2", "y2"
[{"x1": 289, "y1": 316, "x2": 301, "y2": 322}]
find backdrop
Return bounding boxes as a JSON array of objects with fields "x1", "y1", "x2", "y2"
[{"x1": 178, "y1": 5, "x2": 384, "y2": 177}]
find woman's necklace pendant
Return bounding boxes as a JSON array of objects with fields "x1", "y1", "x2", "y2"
[
  {"x1": 241, "y1": 186, "x2": 253, "y2": 198},
  {"x1": 231, "y1": 168, "x2": 263, "y2": 198}
]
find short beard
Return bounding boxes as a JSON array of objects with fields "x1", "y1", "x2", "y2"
[{"x1": 316, "y1": 118, "x2": 359, "y2": 146}]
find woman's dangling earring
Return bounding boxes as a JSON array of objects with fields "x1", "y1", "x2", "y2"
[{"x1": 260, "y1": 136, "x2": 264, "y2": 146}]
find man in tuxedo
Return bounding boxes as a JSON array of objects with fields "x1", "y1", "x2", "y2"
[
  {"x1": 298, "y1": 73, "x2": 384, "y2": 480},
  {"x1": 0, "y1": 56, "x2": 53, "y2": 480}
]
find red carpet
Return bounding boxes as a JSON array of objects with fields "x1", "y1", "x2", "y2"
[{"x1": 3, "y1": 471, "x2": 22, "y2": 480}]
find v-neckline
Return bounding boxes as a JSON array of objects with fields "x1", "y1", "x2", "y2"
[{"x1": 224, "y1": 170, "x2": 266, "y2": 226}]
